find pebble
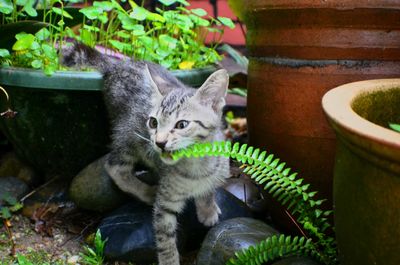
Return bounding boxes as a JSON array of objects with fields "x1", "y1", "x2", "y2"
[
  {"x1": 69, "y1": 155, "x2": 129, "y2": 212},
  {"x1": 0, "y1": 176, "x2": 29, "y2": 204},
  {"x1": 196, "y1": 217, "x2": 279, "y2": 265}
]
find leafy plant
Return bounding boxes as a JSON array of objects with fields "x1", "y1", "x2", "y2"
[
  {"x1": 1, "y1": 0, "x2": 234, "y2": 73},
  {"x1": 172, "y1": 141, "x2": 338, "y2": 265},
  {"x1": 0, "y1": 193, "x2": 23, "y2": 220},
  {"x1": 77, "y1": 0, "x2": 234, "y2": 70},
  {"x1": 0, "y1": 0, "x2": 77, "y2": 74},
  {"x1": 80, "y1": 229, "x2": 107, "y2": 265}
]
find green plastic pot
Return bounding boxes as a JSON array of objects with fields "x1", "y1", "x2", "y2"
[
  {"x1": 0, "y1": 66, "x2": 216, "y2": 178},
  {"x1": 322, "y1": 79, "x2": 400, "y2": 265}
]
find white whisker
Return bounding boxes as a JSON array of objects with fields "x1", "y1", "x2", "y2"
[{"x1": 134, "y1": 131, "x2": 152, "y2": 143}]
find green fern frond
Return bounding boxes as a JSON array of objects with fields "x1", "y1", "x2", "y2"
[
  {"x1": 226, "y1": 235, "x2": 317, "y2": 265},
  {"x1": 172, "y1": 141, "x2": 338, "y2": 264}
]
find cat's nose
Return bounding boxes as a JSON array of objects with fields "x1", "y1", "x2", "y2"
[{"x1": 156, "y1": 141, "x2": 167, "y2": 151}]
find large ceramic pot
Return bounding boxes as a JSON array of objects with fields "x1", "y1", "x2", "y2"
[
  {"x1": 322, "y1": 79, "x2": 400, "y2": 265},
  {"x1": 0, "y1": 66, "x2": 216, "y2": 178},
  {"x1": 241, "y1": 0, "x2": 400, "y2": 208}
]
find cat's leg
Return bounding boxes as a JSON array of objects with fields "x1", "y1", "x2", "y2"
[
  {"x1": 195, "y1": 192, "x2": 221, "y2": 227},
  {"x1": 104, "y1": 152, "x2": 156, "y2": 205},
  {"x1": 153, "y1": 190, "x2": 186, "y2": 265}
]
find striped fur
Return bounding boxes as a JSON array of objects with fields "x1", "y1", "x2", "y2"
[{"x1": 63, "y1": 43, "x2": 230, "y2": 265}]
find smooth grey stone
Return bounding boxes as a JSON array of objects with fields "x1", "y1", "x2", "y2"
[
  {"x1": 0, "y1": 176, "x2": 29, "y2": 205},
  {"x1": 223, "y1": 176, "x2": 268, "y2": 214},
  {"x1": 197, "y1": 217, "x2": 279, "y2": 265},
  {"x1": 272, "y1": 257, "x2": 322, "y2": 265},
  {"x1": 0, "y1": 152, "x2": 39, "y2": 186},
  {"x1": 69, "y1": 155, "x2": 129, "y2": 212},
  {"x1": 99, "y1": 188, "x2": 253, "y2": 264}
]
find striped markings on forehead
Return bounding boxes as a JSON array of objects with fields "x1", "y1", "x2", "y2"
[{"x1": 159, "y1": 89, "x2": 194, "y2": 116}]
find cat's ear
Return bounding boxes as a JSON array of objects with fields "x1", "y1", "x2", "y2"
[
  {"x1": 194, "y1": 69, "x2": 229, "y2": 112},
  {"x1": 143, "y1": 64, "x2": 163, "y2": 100}
]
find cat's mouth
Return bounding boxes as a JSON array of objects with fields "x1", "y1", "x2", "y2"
[
  {"x1": 159, "y1": 150, "x2": 180, "y2": 165},
  {"x1": 161, "y1": 151, "x2": 174, "y2": 159}
]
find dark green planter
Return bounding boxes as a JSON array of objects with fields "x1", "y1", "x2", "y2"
[
  {"x1": 0, "y1": 66, "x2": 215, "y2": 178},
  {"x1": 322, "y1": 79, "x2": 400, "y2": 265}
]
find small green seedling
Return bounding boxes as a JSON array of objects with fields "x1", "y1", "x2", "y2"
[{"x1": 80, "y1": 229, "x2": 107, "y2": 265}]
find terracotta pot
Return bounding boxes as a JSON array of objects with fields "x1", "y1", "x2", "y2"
[
  {"x1": 322, "y1": 79, "x2": 400, "y2": 265},
  {"x1": 242, "y1": 1, "x2": 400, "y2": 211}
]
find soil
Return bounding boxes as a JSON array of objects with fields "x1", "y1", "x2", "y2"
[{"x1": 0, "y1": 209, "x2": 197, "y2": 265}]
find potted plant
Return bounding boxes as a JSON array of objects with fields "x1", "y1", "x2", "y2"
[
  {"x1": 0, "y1": 0, "x2": 234, "y2": 178},
  {"x1": 322, "y1": 79, "x2": 400, "y2": 265}
]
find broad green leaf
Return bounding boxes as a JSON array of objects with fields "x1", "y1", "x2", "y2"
[
  {"x1": 30, "y1": 41, "x2": 40, "y2": 50},
  {"x1": 44, "y1": 64, "x2": 57, "y2": 76},
  {"x1": 93, "y1": 1, "x2": 114, "y2": 11},
  {"x1": 189, "y1": 14, "x2": 210, "y2": 27},
  {"x1": 138, "y1": 35, "x2": 154, "y2": 47},
  {"x1": 52, "y1": 7, "x2": 73, "y2": 19},
  {"x1": 79, "y1": 6, "x2": 102, "y2": 20},
  {"x1": 389, "y1": 123, "x2": 400, "y2": 132},
  {"x1": 156, "y1": 47, "x2": 171, "y2": 58},
  {"x1": 218, "y1": 16, "x2": 235, "y2": 29},
  {"x1": 35, "y1": 28, "x2": 50, "y2": 41},
  {"x1": 0, "y1": 207, "x2": 11, "y2": 219},
  {"x1": 0, "y1": 49, "x2": 10, "y2": 57},
  {"x1": 117, "y1": 30, "x2": 131, "y2": 39},
  {"x1": 108, "y1": 39, "x2": 132, "y2": 52},
  {"x1": 191, "y1": 8, "x2": 207, "y2": 17},
  {"x1": 12, "y1": 33, "x2": 35, "y2": 51},
  {"x1": 0, "y1": 0, "x2": 13, "y2": 14},
  {"x1": 24, "y1": 0, "x2": 37, "y2": 17},
  {"x1": 41, "y1": 43, "x2": 56, "y2": 58},
  {"x1": 129, "y1": 6, "x2": 148, "y2": 21},
  {"x1": 118, "y1": 12, "x2": 138, "y2": 30},
  {"x1": 159, "y1": 34, "x2": 177, "y2": 49},
  {"x1": 146, "y1": 12, "x2": 165, "y2": 22},
  {"x1": 16, "y1": 0, "x2": 27, "y2": 6},
  {"x1": 31, "y1": 59, "x2": 42, "y2": 68},
  {"x1": 158, "y1": 0, "x2": 178, "y2": 6}
]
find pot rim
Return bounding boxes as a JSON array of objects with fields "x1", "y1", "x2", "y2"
[
  {"x1": 0, "y1": 65, "x2": 217, "y2": 91},
  {"x1": 322, "y1": 78, "x2": 400, "y2": 162},
  {"x1": 0, "y1": 67, "x2": 104, "y2": 91}
]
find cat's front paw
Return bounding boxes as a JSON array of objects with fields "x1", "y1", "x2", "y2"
[{"x1": 197, "y1": 204, "x2": 221, "y2": 227}]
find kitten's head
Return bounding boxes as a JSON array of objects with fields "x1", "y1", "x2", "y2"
[{"x1": 145, "y1": 67, "x2": 229, "y2": 165}]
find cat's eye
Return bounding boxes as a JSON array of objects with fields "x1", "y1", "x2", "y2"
[
  {"x1": 175, "y1": 120, "x2": 189, "y2": 129},
  {"x1": 148, "y1": 117, "x2": 158, "y2": 129}
]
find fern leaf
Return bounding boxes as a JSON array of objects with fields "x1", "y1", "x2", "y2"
[{"x1": 171, "y1": 141, "x2": 338, "y2": 264}]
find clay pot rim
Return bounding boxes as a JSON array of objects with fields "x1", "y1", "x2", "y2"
[{"x1": 322, "y1": 79, "x2": 400, "y2": 161}]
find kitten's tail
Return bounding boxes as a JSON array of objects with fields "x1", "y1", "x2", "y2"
[{"x1": 62, "y1": 42, "x2": 114, "y2": 73}]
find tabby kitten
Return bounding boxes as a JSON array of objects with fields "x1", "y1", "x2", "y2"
[{"x1": 63, "y1": 44, "x2": 230, "y2": 265}]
